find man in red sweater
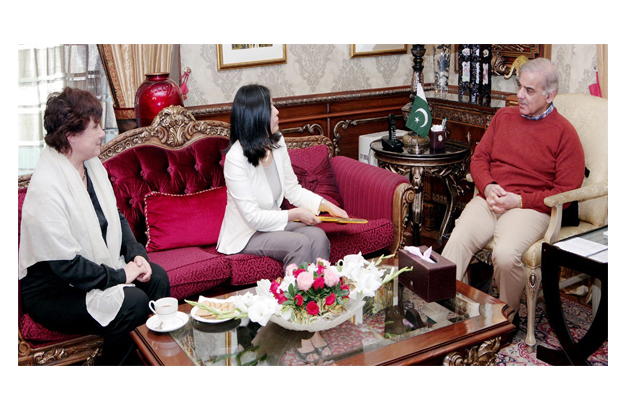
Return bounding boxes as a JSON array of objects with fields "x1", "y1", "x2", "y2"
[{"x1": 442, "y1": 58, "x2": 585, "y2": 324}]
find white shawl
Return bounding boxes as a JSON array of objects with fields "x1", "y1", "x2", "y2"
[{"x1": 19, "y1": 146, "x2": 128, "y2": 326}]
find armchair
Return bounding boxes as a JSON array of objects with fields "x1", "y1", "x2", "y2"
[{"x1": 473, "y1": 93, "x2": 608, "y2": 350}]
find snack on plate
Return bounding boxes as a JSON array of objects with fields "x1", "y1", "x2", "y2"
[{"x1": 195, "y1": 301, "x2": 235, "y2": 319}]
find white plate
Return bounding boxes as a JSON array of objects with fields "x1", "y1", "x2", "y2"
[
  {"x1": 147, "y1": 311, "x2": 189, "y2": 333},
  {"x1": 190, "y1": 296, "x2": 235, "y2": 324}
]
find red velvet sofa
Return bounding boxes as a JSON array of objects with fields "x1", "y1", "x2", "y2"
[{"x1": 17, "y1": 105, "x2": 413, "y2": 365}]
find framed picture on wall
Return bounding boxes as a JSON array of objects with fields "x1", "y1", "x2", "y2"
[
  {"x1": 350, "y1": 44, "x2": 407, "y2": 58},
  {"x1": 217, "y1": 44, "x2": 287, "y2": 70}
]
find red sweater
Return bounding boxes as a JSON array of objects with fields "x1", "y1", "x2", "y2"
[{"x1": 471, "y1": 106, "x2": 585, "y2": 214}]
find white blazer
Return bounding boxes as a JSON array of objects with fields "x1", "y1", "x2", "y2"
[{"x1": 217, "y1": 134, "x2": 323, "y2": 255}]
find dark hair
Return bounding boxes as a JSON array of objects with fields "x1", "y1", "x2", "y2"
[
  {"x1": 230, "y1": 84, "x2": 280, "y2": 166},
  {"x1": 43, "y1": 87, "x2": 103, "y2": 154}
]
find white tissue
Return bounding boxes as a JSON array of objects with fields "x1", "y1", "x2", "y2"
[{"x1": 404, "y1": 246, "x2": 435, "y2": 263}]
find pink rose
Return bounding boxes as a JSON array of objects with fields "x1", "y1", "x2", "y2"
[
  {"x1": 285, "y1": 263, "x2": 298, "y2": 277},
  {"x1": 293, "y1": 268, "x2": 305, "y2": 278},
  {"x1": 294, "y1": 294, "x2": 304, "y2": 306},
  {"x1": 313, "y1": 276, "x2": 325, "y2": 290},
  {"x1": 297, "y1": 271, "x2": 314, "y2": 291},
  {"x1": 323, "y1": 268, "x2": 340, "y2": 287},
  {"x1": 325, "y1": 293, "x2": 336, "y2": 306},
  {"x1": 306, "y1": 301, "x2": 320, "y2": 316}
]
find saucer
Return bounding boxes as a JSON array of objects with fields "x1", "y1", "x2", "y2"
[{"x1": 147, "y1": 311, "x2": 189, "y2": 333}]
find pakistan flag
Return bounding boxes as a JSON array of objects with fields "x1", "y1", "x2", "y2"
[{"x1": 406, "y1": 83, "x2": 432, "y2": 138}]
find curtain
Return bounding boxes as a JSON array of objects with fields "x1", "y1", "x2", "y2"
[
  {"x1": 597, "y1": 44, "x2": 608, "y2": 99},
  {"x1": 98, "y1": 44, "x2": 173, "y2": 131},
  {"x1": 17, "y1": 44, "x2": 117, "y2": 176}
]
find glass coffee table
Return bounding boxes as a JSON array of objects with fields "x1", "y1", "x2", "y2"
[{"x1": 132, "y1": 278, "x2": 515, "y2": 366}]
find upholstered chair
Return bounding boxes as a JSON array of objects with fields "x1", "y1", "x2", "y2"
[{"x1": 472, "y1": 93, "x2": 608, "y2": 350}]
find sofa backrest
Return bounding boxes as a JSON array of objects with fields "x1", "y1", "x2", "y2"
[
  {"x1": 99, "y1": 106, "x2": 231, "y2": 244},
  {"x1": 103, "y1": 136, "x2": 230, "y2": 244}
]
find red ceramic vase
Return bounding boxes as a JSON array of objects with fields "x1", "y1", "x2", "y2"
[{"x1": 134, "y1": 73, "x2": 184, "y2": 127}]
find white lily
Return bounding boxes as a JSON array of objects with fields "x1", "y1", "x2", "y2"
[
  {"x1": 247, "y1": 296, "x2": 280, "y2": 327},
  {"x1": 231, "y1": 292, "x2": 255, "y2": 317},
  {"x1": 350, "y1": 267, "x2": 384, "y2": 298}
]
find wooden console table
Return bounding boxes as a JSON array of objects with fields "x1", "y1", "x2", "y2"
[{"x1": 371, "y1": 138, "x2": 471, "y2": 245}]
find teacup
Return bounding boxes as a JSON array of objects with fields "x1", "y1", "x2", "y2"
[{"x1": 149, "y1": 297, "x2": 178, "y2": 328}]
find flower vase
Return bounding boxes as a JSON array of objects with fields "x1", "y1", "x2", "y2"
[
  {"x1": 134, "y1": 73, "x2": 184, "y2": 127},
  {"x1": 433, "y1": 44, "x2": 451, "y2": 96}
]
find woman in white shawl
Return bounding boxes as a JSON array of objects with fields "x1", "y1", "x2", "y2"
[{"x1": 19, "y1": 88, "x2": 170, "y2": 365}]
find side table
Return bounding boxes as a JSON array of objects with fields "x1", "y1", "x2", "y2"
[
  {"x1": 537, "y1": 227, "x2": 608, "y2": 365},
  {"x1": 370, "y1": 138, "x2": 471, "y2": 244}
]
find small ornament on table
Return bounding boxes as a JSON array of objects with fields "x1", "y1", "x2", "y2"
[
  {"x1": 179, "y1": 67, "x2": 191, "y2": 100},
  {"x1": 433, "y1": 44, "x2": 451, "y2": 96},
  {"x1": 470, "y1": 45, "x2": 481, "y2": 105},
  {"x1": 479, "y1": 45, "x2": 492, "y2": 106},
  {"x1": 457, "y1": 44, "x2": 471, "y2": 102}
]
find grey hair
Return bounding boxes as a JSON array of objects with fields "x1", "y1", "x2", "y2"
[{"x1": 518, "y1": 57, "x2": 559, "y2": 95}]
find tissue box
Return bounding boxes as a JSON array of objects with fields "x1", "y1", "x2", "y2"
[{"x1": 398, "y1": 247, "x2": 456, "y2": 302}]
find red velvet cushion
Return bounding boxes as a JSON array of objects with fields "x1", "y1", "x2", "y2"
[
  {"x1": 148, "y1": 246, "x2": 233, "y2": 299},
  {"x1": 284, "y1": 144, "x2": 343, "y2": 209},
  {"x1": 144, "y1": 187, "x2": 227, "y2": 252},
  {"x1": 20, "y1": 313, "x2": 80, "y2": 344},
  {"x1": 103, "y1": 137, "x2": 230, "y2": 244}
]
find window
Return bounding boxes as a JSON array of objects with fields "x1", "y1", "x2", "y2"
[{"x1": 17, "y1": 44, "x2": 118, "y2": 176}]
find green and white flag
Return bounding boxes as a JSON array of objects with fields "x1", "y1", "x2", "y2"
[{"x1": 406, "y1": 83, "x2": 432, "y2": 138}]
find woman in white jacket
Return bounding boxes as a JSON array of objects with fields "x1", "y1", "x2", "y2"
[{"x1": 217, "y1": 84, "x2": 347, "y2": 269}]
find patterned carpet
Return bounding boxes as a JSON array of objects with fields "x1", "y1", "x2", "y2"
[{"x1": 496, "y1": 293, "x2": 608, "y2": 366}]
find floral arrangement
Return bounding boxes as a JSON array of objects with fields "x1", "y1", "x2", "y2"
[
  {"x1": 186, "y1": 253, "x2": 411, "y2": 329},
  {"x1": 265, "y1": 258, "x2": 352, "y2": 325}
]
